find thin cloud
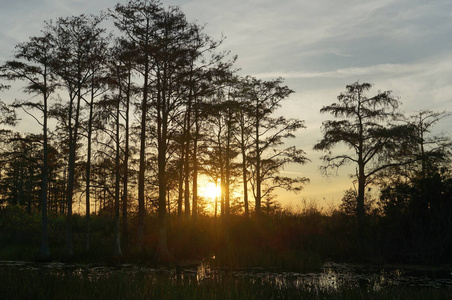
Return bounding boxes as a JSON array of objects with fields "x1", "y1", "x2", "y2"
[
  {"x1": 254, "y1": 63, "x2": 422, "y2": 79},
  {"x1": 1, "y1": 0, "x2": 451, "y2": 205}
]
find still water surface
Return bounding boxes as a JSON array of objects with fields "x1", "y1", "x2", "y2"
[{"x1": 1, "y1": 260, "x2": 451, "y2": 291}]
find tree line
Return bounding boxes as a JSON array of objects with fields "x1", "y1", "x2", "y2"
[
  {"x1": 0, "y1": 0, "x2": 451, "y2": 263},
  {"x1": 0, "y1": 0, "x2": 308, "y2": 261},
  {"x1": 314, "y1": 82, "x2": 452, "y2": 252}
]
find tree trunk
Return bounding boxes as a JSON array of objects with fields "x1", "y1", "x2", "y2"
[
  {"x1": 241, "y1": 143, "x2": 249, "y2": 219},
  {"x1": 157, "y1": 146, "x2": 170, "y2": 261},
  {"x1": 357, "y1": 163, "x2": 366, "y2": 241},
  {"x1": 65, "y1": 92, "x2": 81, "y2": 260},
  {"x1": 26, "y1": 167, "x2": 32, "y2": 214},
  {"x1": 122, "y1": 65, "x2": 131, "y2": 252},
  {"x1": 37, "y1": 83, "x2": 50, "y2": 261},
  {"x1": 192, "y1": 99, "x2": 199, "y2": 221},
  {"x1": 177, "y1": 143, "x2": 185, "y2": 218},
  {"x1": 356, "y1": 94, "x2": 366, "y2": 244},
  {"x1": 255, "y1": 108, "x2": 262, "y2": 216},
  {"x1": 183, "y1": 101, "x2": 191, "y2": 218},
  {"x1": 113, "y1": 93, "x2": 122, "y2": 260},
  {"x1": 225, "y1": 109, "x2": 232, "y2": 216},
  {"x1": 85, "y1": 77, "x2": 95, "y2": 252},
  {"x1": 219, "y1": 144, "x2": 225, "y2": 217},
  {"x1": 137, "y1": 50, "x2": 149, "y2": 251},
  {"x1": 214, "y1": 180, "x2": 218, "y2": 219},
  {"x1": 156, "y1": 74, "x2": 171, "y2": 261},
  {"x1": 192, "y1": 146, "x2": 198, "y2": 220}
]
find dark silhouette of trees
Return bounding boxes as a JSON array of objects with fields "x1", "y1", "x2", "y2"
[
  {"x1": 175, "y1": 30, "x2": 233, "y2": 222},
  {"x1": 242, "y1": 76, "x2": 309, "y2": 216},
  {"x1": 0, "y1": 85, "x2": 17, "y2": 211},
  {"x1": 408, "y1": 110, "x2": 451, "y2": 180},
  {"x1": 81, "y1": 16, "x2": 110, "y2": 252},
  {"x1": 1, "y1": 0, "x2": 452, "y2": 267},
  {"x1": 233, "y1": 81, "x2": 254, "y2": 219},
  {"x1": 2, "y1": 33, "x2": 56, "y2": 261},
  {"x1": 111, "y1": 40, "x2": 136, "y2": 252},
  {"x1": 203, "y1": 101, "x2": 227, "y2": 217},
  {"x1": 0, "y1": 84, "x2": 16, "y2": 127},
  {"x1": 339, "y1": 188, "x2": 375, "y2": 217},
  {"x1": 0, "y1": 134, "x2": 41, "y2": 211},
  {"x1": 201, "y1": 75, "x2": 307, "y2": 219},
  {"x1": 111, "y1": 0, "x2": 232, "y2": 258},
  {"x1": 375, "y1": 109, "x2": 452, "y2": 260},
  {"x1": 111, "y1": 0, "x2": 162, "y2": 251},
  {"x1": 314, "y1": 82, "x2": 414, "y2": 241},
  {"x1": 151, "y1": 6, "x2": 193, "y2": 259},
  {"x1": 45, "y1": 14, "x2": 108, "y2": 259}
]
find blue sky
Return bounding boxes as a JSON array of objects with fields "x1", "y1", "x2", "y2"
[{"x1": 1, "y1": 0, "x2": 452, "y2": 209}]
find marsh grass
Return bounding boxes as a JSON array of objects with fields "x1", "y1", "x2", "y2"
[
  {"x1": 0, "y1": 244, "x2": 37, "y2": 261},
  {"x1": 0, "y1": 205, "x2": 449, "y2": 269},
  {"x1": 0, "y1": 267, "x2": 450, "y2": 300}
]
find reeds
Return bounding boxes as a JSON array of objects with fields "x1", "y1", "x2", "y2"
[{"x1": 0, "y1": 267, "x2": 449, "y2": 300}]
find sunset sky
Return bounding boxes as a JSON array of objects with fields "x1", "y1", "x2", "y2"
[{"x1": 1, "y1": 0, "x2": 451, "y2": 209}]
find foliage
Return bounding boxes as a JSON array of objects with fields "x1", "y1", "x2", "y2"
[
  {"x1": 339, "y1": 188, "x2": 376, "y2": 217},
  {"x1": 378, "y1": 167, "x2": 452, "y2": 262},
  {"x1": 237, "y1": 76, "x2": 309, "y2": 214},
  {"x1": 0, "y1": 205, "x2": 40, "y2": 245},
  {"x1": 0, "y1": 84, "x2": 16, "y2": 126},
  {"x1": 314, "y1": 82, "x2": 416, "y2": 242},
  {"x1": 0, "y1": 191, "x2": 452, "y2": 266}
]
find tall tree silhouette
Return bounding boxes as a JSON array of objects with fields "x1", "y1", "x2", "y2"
[
  {"x1": 409, "y1": 110, "x2": 451, "y2": 179},
  {"x1": 149, "y1": 6, "x2": 204, "y2": 259},
  {"x1": 81, "y1": 17, "x2": 110, "y2": 252},
  {"x1": 112, "y1": 39, "x2": 136, "y2": 252},
  {"x1": 111, "y1": 0, "x2": 162, "y2": 250},
  {"x1": 314, "y1": 82, "x2": 412, "y2": 241},
  {"x1": 234, "y1": 83, "x2": 254, "y2": 219},
  {"x1": 242, "y1": 76, "x2": 308, "y2": 216},
  {"x1": 205, "y1": 96, "x2": 228, "y2": 217},
  {"x1": 2, "y1": 33, "x2": 55, "y2": 261},
  {"x1": 46, "y1": 14, "x2": 106, "y2": 259}
]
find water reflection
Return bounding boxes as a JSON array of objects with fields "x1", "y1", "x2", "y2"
[{"x1": 1, "y1": 260, "x2": 451, "y2": 291}]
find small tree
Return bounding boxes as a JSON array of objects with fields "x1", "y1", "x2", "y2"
[
  {"x1": 339, "y1": 188, "x2": 375, "y2": 217},
  {"x1": 409, "y1": 110, "x2": 451, "y2": 179}
]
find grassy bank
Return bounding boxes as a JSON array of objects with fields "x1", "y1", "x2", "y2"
[
  {"x1": 1, "y1": 204, "x2": 451, "y2": 269},
  {"x1": 0, "y1": 206, "x2": 329, "y2": 270}
]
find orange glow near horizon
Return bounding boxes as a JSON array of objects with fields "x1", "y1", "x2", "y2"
[{"x1": 198, "y1": 179, "x2": 221, "y2": 201}]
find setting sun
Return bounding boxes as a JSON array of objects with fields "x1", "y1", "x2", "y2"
[{"x1": 199, "y1": 180, "x2": 221, "y2": 200}]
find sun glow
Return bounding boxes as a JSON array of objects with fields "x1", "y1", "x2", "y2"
[{"x1": 199, "y1": 181, "x2": 221, "y2": 200}]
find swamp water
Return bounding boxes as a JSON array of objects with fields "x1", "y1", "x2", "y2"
[{"x1": 1, "y1": 260, "x2": 451, "y2": 292}]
